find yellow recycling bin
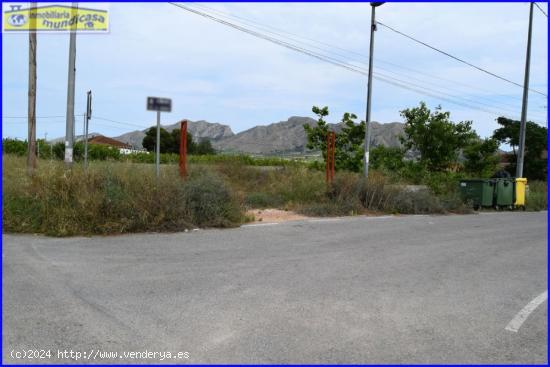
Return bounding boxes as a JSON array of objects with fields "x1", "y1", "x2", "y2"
[{"x1": 515, "y1": 178, "x2": 527, "y2": 207}]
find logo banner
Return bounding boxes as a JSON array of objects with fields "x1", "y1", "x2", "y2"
[{"x1": 3, "y1": 3, "x2": 109, "y2": 33}]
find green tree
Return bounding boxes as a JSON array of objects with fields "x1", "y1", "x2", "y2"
[
  {"x1": 304, "y1": 106, "x2": 367, "y2": 172},
  {"x1": 400, "y1": 102, "x2": 477, "y2": 172},
  {"x1": 370, "y1": 145, "x2": 405, "y2": 172},
  {"x1": 463, "y1": 138, "x2": 499, "y2": 177},
  {"x1": 492, "y1": 116, "x2": 547, "y2": 180},
  {"x1": 195, "y1": 139, "x2": 216, "y2": 155},
  {"x1": 142, "y1": 127, "x2": 174, "y2": 153},
  {"x1": 170, "y1": 128, "x2": 197, "y2": 154}
]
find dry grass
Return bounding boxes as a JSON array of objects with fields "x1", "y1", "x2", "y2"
[
  {"x1": 3, "y1": 154, "x2": 482, "y2": 236},
  {"x1": 3, "y1": 156, "x2": 243, "y2": 236}
]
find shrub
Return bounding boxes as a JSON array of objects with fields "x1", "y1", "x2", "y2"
[
  {"x1": 2, "y1": 156, "x2": 244, "y2": 236},
  {"x1": 182, "y1": 170, "x2": 242, "y2": 227},
  {"x1": 297, "y1": 170, "x2": 445, "y2": 216},
  {"x1": 390, "y1": 189, "x2": 444, "y2": 214},
  {"x1": 88, "y1": 144, "x2": 121, "y2": 160},
  {"x1": 2, "y1": 139, "x2": 27, "y2": 156},
  {"x1": 244, "y1": 192, "x2": 284, "y2": 208}
]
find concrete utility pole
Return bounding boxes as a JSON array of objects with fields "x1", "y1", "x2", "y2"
[
  {"x1": 27, "y1": 2, "x2": 37, "y2": 176},
  {"x1": 64, "y1": 2, "x2": 78, "y2": 168},
  {"x1": 516, "y1": 2, "x2": 534, "y2": 178},
  {"x1": 364, "y1": 2, "x2": 384, "y2": 178}
]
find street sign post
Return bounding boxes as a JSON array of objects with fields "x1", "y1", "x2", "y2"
[
  {"x1": 147, "y1": 97, "x2": 172, "y2": 112},
  {"x1": 147, "y1": 97, "x2": 172, "y2": 178}
]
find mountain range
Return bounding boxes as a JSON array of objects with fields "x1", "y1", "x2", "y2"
[{"x1": 101, "y1": 116, "x2": 403, "y2": 155}]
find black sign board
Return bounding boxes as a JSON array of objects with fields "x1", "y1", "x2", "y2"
[
  {"x1": 86, "y1": 90, "x2": 92, "y2": 119},
  {"x1": 147, "y1": 97, "x2": 172, "y2": 112}
]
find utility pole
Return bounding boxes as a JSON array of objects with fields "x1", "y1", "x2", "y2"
[
  {"x1": 27, "y1": 2, "x2": 37, "y2": 176},
  {"x1": 364, "y1": 2, "x2": 384, "y2": 178},
  {"x1": 84, "y1": 90, "x2": 92, "y2": 170},
  {"x1": 516, "y1": 2, "x2": 534, "y2": 178},
  {"x1": 64, "y1": 2, "x2": 78, "y2": 168}
]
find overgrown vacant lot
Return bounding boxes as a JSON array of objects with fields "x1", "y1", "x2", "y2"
[{"x1": 2, "y1": 155, "x2": 545, "y2": 236}]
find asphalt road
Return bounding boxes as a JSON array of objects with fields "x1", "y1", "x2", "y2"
[{"x1": 3, "y1": 212, "x2": 547, "y2": 364}]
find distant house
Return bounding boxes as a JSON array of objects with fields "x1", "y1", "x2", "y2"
[{"x1": 88, "y1": 135, "x2": 145, "y2": 155}]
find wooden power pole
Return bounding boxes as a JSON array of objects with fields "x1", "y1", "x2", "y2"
[{"x1": 27, "y1": 2, "x2": 37, "y2": 176}]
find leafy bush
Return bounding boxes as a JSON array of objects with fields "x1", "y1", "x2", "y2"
[
  {"x1": 88, "y1": 144, "x2": 121, "y2": 160},
  {"x1": 370, "y1": 146, "x2": 406, "y2": 172},
  {"x1": 2, "y1": 139, "x2": 27, "y2": 156}
]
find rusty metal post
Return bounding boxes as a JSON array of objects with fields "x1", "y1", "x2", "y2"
[
  {"x1": 179, "y1": 120, "x2": 188, "y2": 178},
  {"x1": 326, "y1": 132, "x2": 330, "y2": 184},
  {"x1": 331, "y1": 132, "x2": 336, "y2": 181},
  {"x1": 326, "y1": 132, "x2": 336, "y2": 184}
]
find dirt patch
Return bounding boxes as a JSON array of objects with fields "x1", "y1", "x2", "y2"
[{"x1": 246, "y1": 209, "x2": 308, "y2": 223}]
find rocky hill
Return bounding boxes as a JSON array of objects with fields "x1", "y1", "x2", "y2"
[
  {"x1": 213, "y1": 116, "x2": 404, "y2": 154},
  {"x1": 54, "y1": 116, "x2": 404, "y2": 154},
  {"x1": 212, "y1": 116, "x2": 316, "y2": 154},
  {"x1": 113, "y1": 120, "x2": 234, "y2": 149}
]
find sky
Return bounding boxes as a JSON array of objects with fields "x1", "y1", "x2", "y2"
[{"x1": 2, "y1": 2, "x2": 548, "y2": 142}]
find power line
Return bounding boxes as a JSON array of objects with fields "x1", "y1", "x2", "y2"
[
  {"x1": 3, "y1": 120, "x2": 66, "y2": 124},
  {"x1": 2, "y1": 115, "x2": 83, "y2": 119},
  {"x1": 188, "y1": 2, "x2": 538, "y2": 105},
  {"x1": 4, "y1": 115, "x2": 167, "y2": 130},
  {"x1": 534, "y1": 2, "x2": 548, "y2": 17},
  {"x1": 94, "y1": 116, "x2": 151, "y2": 129},
  {"x1": 376, "y1": 21, "x2": 547, "y2": 97},
  {"x1": 170, "y1": 3, "x2": 545, "y2": 124},
  {"x1": 180, "y1": 3, "x2": 546, "y2": 119}
]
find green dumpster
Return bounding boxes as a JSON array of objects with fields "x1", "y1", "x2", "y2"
[
  {"x1": 494, "y1": 178, "x2": 515, "y2": 208},
  {"x1": 459, "y1": 179, "x2": 495, "y2": 209}
]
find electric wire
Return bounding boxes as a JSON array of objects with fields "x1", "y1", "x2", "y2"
[
  {"x1": 534, "y1": 2, "x2": 548, "y2": 17},
  {"x1": 376, "y1": 21, "x2": 547, "y2": 97},
  {"x1": 170, "y1": 2, "x2": 545, "y2": 123},
  {"x1": 188, "y1": 2, "x2": 538, "y2": 105}
]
